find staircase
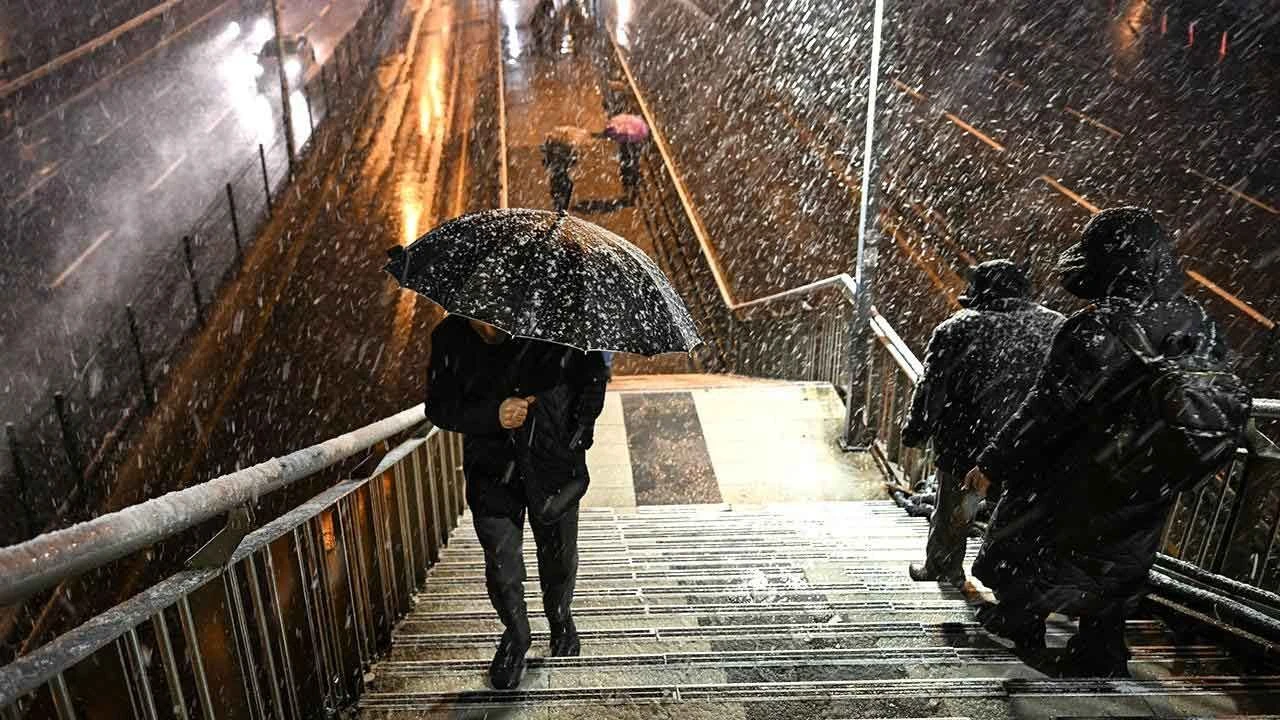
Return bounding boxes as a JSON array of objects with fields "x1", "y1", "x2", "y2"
[{"x1": 356, "y1": 382, "x2": 1280, "y2": 720}]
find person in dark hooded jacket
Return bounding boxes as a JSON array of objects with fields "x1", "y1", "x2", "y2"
[
  {"x1": 903, "y1": 260, "x2": 1063, "y2": 587},
  {"x1": 425, "y1": 314, "x2": 609, "y2": 689},
  {"x1": 966, "y1": 207, "x2": 1228, "y2": 676}
]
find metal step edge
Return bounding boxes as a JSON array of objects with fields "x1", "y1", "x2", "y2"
[
  {"x1": 373, "y1": 645, "x2": 1230, "y2": 674},
  {"x1": 359, "y1": 675, "x2": 1280, "y2": 708},
  {"x1": 412, "y1": 583, "x2": 966, "y2": 601},
  {"x1": 389, "y1": 620, "x2": 1174, "y2": 648},
  {"x1": 403, "y1": 599, "x2": 974, "y2": 621}
]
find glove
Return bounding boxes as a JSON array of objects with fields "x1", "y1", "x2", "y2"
[{"x1": 568, "y1": 424, "x2": 594, "y2": 452}]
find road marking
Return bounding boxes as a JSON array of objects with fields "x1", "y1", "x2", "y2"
[
  {"x1": 1064, "y1": 106, "x2": 1123, "y2": 138},
  {"x1": 205, "y1": 105, "x2": 234, "y2": 134},
  {"x1": 147, "y1": 153, "x2": 188, "y2": 193},
  {"x1": 7, "y1": 161, "x2": 62, "y2": 209},
  {"x1": 49, "y1": 230, "x2": 114, "y2": 289},
  {"x1": 153, "y1": 80, "x2": 178, "y2": 99},
  {"x1": 93, "y1": 118, "x2": 128, "y2": 146},
  {"x1": 1039, "y1": 175, "x2": 1100, "y2": 213},
  {"x1": 891, "y1": 78, "x2": 926, "y2": 101},
  {"x1": 1183, "y1": 166, "x2": 1278, "y2": 215},
  {"x1": 943, "y1": 112, "x2": 1005, "y2": 152},
  {"x1": 319, "y1": 2, "x2": 332, "y2": 17},
  {"x1": 1185, "y1": 269, "x2": 1276, "y2": 329}
]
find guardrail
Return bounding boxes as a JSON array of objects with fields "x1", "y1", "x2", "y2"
[
  {"x1": 0, "y1": 0, "x2": 398, "y2": 549},
  {"x1": 0, "y1": 411, "x2": 462, "y2": 717}
]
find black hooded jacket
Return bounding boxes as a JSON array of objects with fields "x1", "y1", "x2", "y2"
[
  {"x1": 424, "y1": 315, "x2": 609, "y2": 516},
  {"x1": 902, "y1": 261, "x2": 1064, "y2": 477},
  {"x1": 973, "y1": 209, "x2": 1227, "y2": 616}
]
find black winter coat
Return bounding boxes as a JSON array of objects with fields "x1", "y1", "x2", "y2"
[
  {"x1": 902, "y1": 298, "x2": 1064, "y2": 477},
  {"x1": 974, "y1": 278, "x2": 1226, "y2": 617},
  {"x1": 424, "y1": 315, "x2": 609, "y2": 519}
]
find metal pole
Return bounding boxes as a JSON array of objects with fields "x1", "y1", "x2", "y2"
[
  {"x1": 6, "y1": 423, "x2": 31, "y2": 537},
  {"x1": 53, "y1": 393, "x2": 84, "y2": 483},
  {"x1": 125, "y1": 305, "x2": 153, "y2": 408},
  {"x1": 847, "y1": 0, "x2": 886, "y2": 447},
  {"x1": 320, "y1": 65, "x2": 331, "y2": 115},
  {"x1": 304, "y1": 92, "x2": 315, "y2": 133},
  {"x1": 226, "y1": 182, "x2": 243, "y2": 262},
  {"x1": 182, "y1": 236, "x2": 205, "y2": 325},
  {"x1": 259, "y1": 143, "x2": 273, "y2": 215},
  {"x1": 268, "y1": 0, "x2": 298, "y2": 174}
]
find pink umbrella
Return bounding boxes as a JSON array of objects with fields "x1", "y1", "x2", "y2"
[{"x1": 603, "y1": 114, "x2": 649, "y2": 144}]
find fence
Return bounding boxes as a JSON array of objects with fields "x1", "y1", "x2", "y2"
[
  {"x1": 0, "y1": 0, "x2": 399, "y2": 548},
  {"x1": 0, "y1": 411, "x2": 465, "y2": 719}
]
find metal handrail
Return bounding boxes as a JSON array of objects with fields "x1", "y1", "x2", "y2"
[
  {"x1": 1256, "y1": 397, "x2": 1280, "y2": 420},
  {"x1": 0, "y1": 405, "x2": 427, "y2": 606},
  {"x1": 729, "y1": 273, "x2": 858, "y2": 314}
]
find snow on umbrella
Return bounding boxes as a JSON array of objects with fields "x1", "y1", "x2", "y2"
[
  {"x1": 603, "y1": 114, "x2": 649, "y2": 143},
  {"x1": 384, "y1": 208, "x2": 701, "y2": 356}
]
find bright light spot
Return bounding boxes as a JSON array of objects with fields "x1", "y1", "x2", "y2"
[
  {"x1": 615, "y1": 0, "x2": 632, "y2": 48},
  {"x1": 290, "y1": 90, "x2": 313, "y2": 145},
  {"x1": 220, "y1": 21, "x2": 242, "y2": 43},
  {"x1": 218, "y1": 48, "x2": 264, "y2": 93},
  {"x1": 284, "y1": 58, "x2": 302, "y2": 80},
  {"x1": 251, "y1": 18, "x2": 273, "y2": 45},
  {"x1": 500, "y1": 0, "x2": 522, "y2": 58},
  {"x1": 236, "y1": 93, "x2": 277, "y2": 144}
]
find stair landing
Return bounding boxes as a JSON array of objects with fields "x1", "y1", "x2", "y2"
[{"x1": 584, "y1": 376, "x2": 880, "y2": 508}]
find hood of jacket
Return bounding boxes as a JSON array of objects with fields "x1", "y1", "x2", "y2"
[{"x1": 1055, "y1": 206, "x2": 1184, "y2": 302}]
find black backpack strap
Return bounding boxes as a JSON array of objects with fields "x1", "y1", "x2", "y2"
[{"x1": 1110, "y1": 314, "x2": 1163, "y2": 368}]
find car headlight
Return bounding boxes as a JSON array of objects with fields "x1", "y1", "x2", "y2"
[{"x1": 284, "y1": 58, "x2": 302, "y2": 80}]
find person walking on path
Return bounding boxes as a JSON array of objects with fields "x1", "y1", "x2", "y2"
[
  {"x1": 425, "y1": 314, "x2": 609, "y2": 689},
  {"x1": 542, "y1": 126, "x2": 591, "y2": 213},
  {"x1": 528, "y1": 0, "x2": 557, "y2": 56},
  {"x1": 601, "y1": 114, "x2": 648, "y2": 205},
  {"x1": 902, "y1": 259, "x2": 1063, "y2": 588},
  {"x1": 966, "y1": 207, "x2": 1248, "y2": 676}
]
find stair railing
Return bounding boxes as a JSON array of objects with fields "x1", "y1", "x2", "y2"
[{"x1": 0, "y1": 410, "x2": 464, "y2": 717}]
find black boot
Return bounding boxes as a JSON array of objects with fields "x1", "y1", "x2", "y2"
[
  {"x1": 977, "y1": 602, "x2": 1046, "y2": 651},
  {"x1": 909, "y1": 562, "x2": 966, "y2": 588},
  {"x1": 489, "y1": 627, "x2": 531, "y2": 689},
  {"x1": 549, "y1": 616, "x2": 581, "y2": 657}
]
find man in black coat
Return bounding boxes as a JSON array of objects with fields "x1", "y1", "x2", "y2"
[
  {"x1": 425, "y1": 314, "x2": 609, "y2": 689},
  {"x1": 967, "y1": 207, "x2": 1228, "y2": 676},
  {"x1": 903, "y1": 260, "x2": 1063, "y2": 588}
]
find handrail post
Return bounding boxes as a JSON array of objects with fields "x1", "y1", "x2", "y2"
[
  {"x1": 53, "y1": 393, "x2": 84, "y2": 485},
  {"x1": 125, "y1": 305, "x2": 153, "y2": 408},
  {"x1": 225, "y1": 182, "x2": 243, "y2": 262},
  {"x1": 6, "y1": 423, "x2": 31, "y2": 538}
]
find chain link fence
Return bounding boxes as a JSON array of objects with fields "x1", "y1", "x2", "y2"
[{"x1": 0, "y1": 0, "x2": 398, "y2": 546}]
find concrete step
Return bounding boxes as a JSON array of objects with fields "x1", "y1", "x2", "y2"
[
  {"x1": 359, "y1": 675, "x2": 1280, "y2": 719},
  {"x1": 369, "y1": 645, "x2": 1242, "y2": 695},
  {"x1": 387, "y1": 618, "x2": 1180, "y2": 659}
]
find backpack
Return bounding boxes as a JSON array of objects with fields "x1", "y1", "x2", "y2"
[{"x1": 1102, "y1": 317, "x2": 1252, "y2": 499}]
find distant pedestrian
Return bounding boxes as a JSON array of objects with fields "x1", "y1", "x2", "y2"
[
  {"x1": 967, "y1": 208, "x2": 1249, "y2": 676},
  {"x1": 529, "y1": 0, "x2": 557, "y2": 55},
  {"x1": 602, "y1": 114, "x2": 648, "y2": 205},
  {"x1": 902, "y1": 260, "x2": 1063, "y2": 589},
  {"x1": 542, "y1": 126, "x2": 591, "y2": 213}
]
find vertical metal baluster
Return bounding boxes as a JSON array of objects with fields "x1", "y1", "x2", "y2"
[
  {"x1": 1177, "y1": 486, "x2": 1210, "y2": 558},
  {"x1": 311, "y1": 517, "x2": 350, "y2": 704},
  {"x1": 1254, "y1": 498, "x2": 1280, "y2": 586},
  {"x1": 293, "y1": 525, "x2": 336, "y2": 709},
  {"x1": 116, "y1": 640, "x2": 143, "y2": 720},
  {"x1": 425, "y1": 439, "x2": 446, "y2": 554},
  {"x1": 177, "y1": 597, "x2": 216, "y2": 719},
  {"x1": 224, "y1": 570, "x2": 267, "y2": 719},
  {"x1": 393, "y1": 461, "x2": 416, "y2": 601},
  {"x1": 337, "y1": 502, "x2": 371, "y2": 664},
  {"x1": 124, "y1": 628, "x2": 161, "y2": 720},
  {"x1": 1198, "y1": 464, "x2": 1237, "y2": 568},
  {"x1": 1209, "y1": 450, "x2": 1252, "y2": 573},
  {"x1": 244, "y1": 555, "x2": 288, "y2": 719},
  {"x1": 410, "y1": 446, "x2": 433, "y2": 569},
  {"x1": 50, "y1": 673, "x2": 77, "y2": 720},
  {"x1": 152, "y1": 611, "x2": 190, "y2": 720},
  {"x1": 259, "y1": 550, "x2": 303, "y2": 719}
]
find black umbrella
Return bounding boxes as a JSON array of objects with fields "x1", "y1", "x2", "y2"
[{"x1": 384, "y1": 208, "x2": 701, "y2": 355}]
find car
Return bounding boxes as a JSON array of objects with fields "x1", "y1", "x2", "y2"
[{"x1": 256, "y1": 35, "x2": 317, "y2": 96}]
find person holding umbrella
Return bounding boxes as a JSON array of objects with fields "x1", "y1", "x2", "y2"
[
  {"x1": 386, "y1": 209, "x2": 700, "y2": 689},
  {"x1": 542, "y1": 126, "x2": 593, "y2": 213},
  {"x1": 601, "y1": 113, "x2": 648, "y2": 205}
]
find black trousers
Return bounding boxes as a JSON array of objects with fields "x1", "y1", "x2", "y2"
[
  {"x1": 472, "y1": 504, "x2": 580, "y2": 638},
  {"x1": 550, "y1": 173, "x2": 574, "y2": 212},
  {"x1": 924, "y1": 468, "x2": 974, "y2": 580}
]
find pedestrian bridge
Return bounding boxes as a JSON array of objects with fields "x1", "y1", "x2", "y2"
[
  {"x1": 4, "y1": 0, "x2": 1280, "y2": 716},
  {"x1": 2, "y1": 350, "x2": 1279, "y2": 718}
]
